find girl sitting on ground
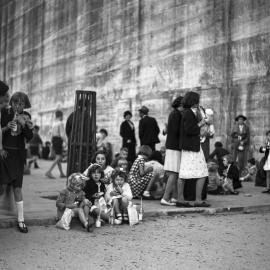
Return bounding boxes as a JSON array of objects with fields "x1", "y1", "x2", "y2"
[
  {"x1": 143, "y1": 150, "x2": 165, "y2": 199},
  {"x1": 83, "y1": 150, "x2": 114, "y2": 185},
  {"x1": 56, "y1": 173, "x2": 92, "y2": 231},
  {"x1": 128, "y1": 145, "x2": 153, "y2": 199},
  {"x1": 83, "y1": 163, "x2": 109, "y2": 228},
  {"x1": 240, "y1": 158, "x2": 257, "y2": 182},
  {"x1": 105, "y1": 169, "x2": 132, "y2": 225},
  {"x1": 221, "y1": 154, "x2": 241, "y2": 195}
]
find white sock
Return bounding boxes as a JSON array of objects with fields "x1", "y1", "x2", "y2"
[{"x1": 16, "y1": 201, "x2": 24, "y2": 222}]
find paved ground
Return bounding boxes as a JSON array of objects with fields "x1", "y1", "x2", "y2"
[
  {"x1": 0, "y1": 213, "x2": 269, "y2": 270},
  {"x1": 0, "y1": 159, "x2": 270, "y2": 228}
]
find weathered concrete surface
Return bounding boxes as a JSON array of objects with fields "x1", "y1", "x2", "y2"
[{"x1": 0, "y1": 0, "x2": 270, "y2": 156}]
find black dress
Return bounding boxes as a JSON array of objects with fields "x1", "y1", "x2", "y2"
[
  {"x1": 0, "y1": 108, "x2": 33, "y2": 188},
  {"x1": 120, "y1": 120, "x2": 136, "y2": 163}
]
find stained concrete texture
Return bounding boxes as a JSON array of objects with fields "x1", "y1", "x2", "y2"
[{"x1": 0, "y1": 0, "x2": 270, "y2": 156}]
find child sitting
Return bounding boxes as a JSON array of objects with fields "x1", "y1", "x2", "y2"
[
  {"x1": 128, "y1": 145, "x2": 154, "y2": 199},
  {"x1": 143, "y1": 151, "x2": 165, "y2": 199},
  {"x1": 240, "y1": 158, "x2": 257, "y2": 182},
  {"x1": 83, "y1": 163, "x2": 109, "y2": 227},
  {"x1": 105, "y1": 169, "x2": 132, "y2": 225},
  {"x1": 56, "y1": 173, "x2": 92, "y2": 231},
  {"x1": 111, "y1": 147, "x2": 129, "y2": 168},
  {"x1": 116, "y1": 158, "x2": 130, "y2": 173},
  {"x1": 207, "y1": 162, "x2": 223, "y2": 195},
  {"x1": 221, "y1": 154, "x2": 241, "y2": 195}
]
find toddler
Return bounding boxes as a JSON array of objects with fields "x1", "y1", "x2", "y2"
[
  {"x1": 240, "y1": 158, "x2": 257, "y2": 182},
  {"x1": 105, "y1": 169, "x2": 132, "y2": 225},
  {"x1": 56, "y1": 173, "x2": 92, "y2": 231}
]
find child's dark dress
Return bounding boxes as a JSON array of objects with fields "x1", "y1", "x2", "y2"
[
  {"x1": 0, "y1": 108, "x2": 33, "y2": 188},
  {"x1": 83, "y1": 179, "x2": 106, "y2": 205}
]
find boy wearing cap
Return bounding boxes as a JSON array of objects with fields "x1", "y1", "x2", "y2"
[{"x1": 138, "y1": 106, "x2": 160, "y2": 151}]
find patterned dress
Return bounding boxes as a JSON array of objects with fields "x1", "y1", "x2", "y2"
[{"x1": 128, "y1": 156, "x2": 153, "y2": 198}]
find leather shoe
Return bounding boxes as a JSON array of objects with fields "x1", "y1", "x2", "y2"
[{"x1": 17, "y1": 221, "x2": 28, "y2": 233}]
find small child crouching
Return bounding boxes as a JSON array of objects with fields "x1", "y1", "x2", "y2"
[
  {"x1": 105, "y1": 169, "x2": 132, "y2": 225},
  {"x1": 83, "y1": 164, "x2": 109, "y2": 228},
  {"x1": 240, "y1": 158, "x2": 257, "y2": 182},
  {"x1": 207, "y1": 162, "x2": 223, "y2": 195},
  {"x1": 56, "y1": 173, "x2": 92, "y2": 231}
]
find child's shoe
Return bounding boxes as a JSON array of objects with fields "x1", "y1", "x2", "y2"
[
  {"x1": 114, "y1": 214, "x2": 122, "y2": 225},
  {"x1": 142, "y1": 190, "x2": 150, "y2": 198},
  {"x1": 123, "y1": 214, "x2": 129, "y2": 224}
]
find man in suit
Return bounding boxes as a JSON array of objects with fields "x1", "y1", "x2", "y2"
[{"x1": 138, "y1": 106, "x2": 160, "y2": 151}]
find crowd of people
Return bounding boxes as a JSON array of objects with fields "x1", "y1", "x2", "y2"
[{"x1": 1, "y1": 79, "x2": 270, "y2": 234}]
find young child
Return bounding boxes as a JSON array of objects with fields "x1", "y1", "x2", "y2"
[
  {"x1": 116, "y1": 158, "x2": 129, "y2": 173},
  {"x1": 128, "y1": 145, "x2": 153, "y2": 199},
  {"x1": 56, "y1": 173, "x2": 92, "y2": 231},
  {"x1": 240, "y1": 158, "x2": 257, "y2": 182},
  {"x1": 0, "y1": 92, "x2": 33, "y2": 233},
  {"x1": 105, "y1": 169, "x2": 132, "y2": 225},
  {"x1": 42, "y1": 141, "x2": 51, "y2": 160},
  {"x1": 221, "y1": 154, "x2": 241, "y2": 195},
  {"x1": 111, "y1": 147, "x2": 129, "y2": 168},
  {"x1": 209, "y1": 141, "x2": 229, "y2": 174},
  {"x1": 207, "y1": 162, "x2": 223, "y2": 195},
  {"x1": 83, "y1": 163, "x2": 109, "y2": 227},
  {"x1": 28, "y1": 125, "x2": 43, "y2": 169},
  {"x1": 143, "y1": 151, "x2": 165, "y2": 199}
]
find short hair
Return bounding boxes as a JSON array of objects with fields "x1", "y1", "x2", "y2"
[
  {"x1": 138, "y1": 145, "x2": 152, "y2": 157},
  {"x1": 182, "y1": 91, "x2": 200, "y2": 109},
  {"x1": 111, "y1": 169, "x2": 128, "y2": 183},
  {"x1": 214, "y1": 141, "x2": 223, "y2": 148},
  {"x1": 123, "y1": 110, "x2": 132, "y2": 118},
  {"x1": 55, "y1": 110, "x2": 63, "y2": 118},
  {"x1": 117, "y1": 158, "x2": 128, "y2": 165},
  {"x1": 99, "y1": 128, "x2": 108, "y2": 137},
  {"x1": 120, "y1": 147, "x2": 128, "y2": 153},
  {"x1": 150, "y1": 151, "x2": 163, "y2": 164},
  {"x1": 92, "y1": 149, "x2": 108, "y2": 166},
  {"x1": 86, "y1": 163, "x2": 104, "y2": 179},
  {"x1": 223, "y1": 154, "x2": 234, "y2": 164},
  {"x1": 248, "y1": 158, "x2": 256, "y2": 165},
  {"x1": 33, "y1": 125, "x2": 40, "y2": 131},
  {"x1": 266, "y1": 130, "x2": 270, "y2": 136},
  {"x1": 171, "y1": 96, "x2": 183, "y2": 109},
  {"x1": 10, "y1": 92, "x2": 31, "y2": 109}
]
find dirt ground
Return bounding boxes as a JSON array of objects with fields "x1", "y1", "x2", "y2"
[{"x1": 0, "y1": 213, "x2": 270, "y2": 270}]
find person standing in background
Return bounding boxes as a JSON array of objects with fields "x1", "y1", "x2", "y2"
[
  {"x1": 138, "y1": 106, "x2": 160, "y2": 151},
  {"x1": 28, "y1": 125, "x2": 43, "y2": 169},
  {"x1": 45, "y1": 110, "x2": 66, "y2": 179},
  {"x1": 120, "y1": 111, "x2": 136, "y2": 163},
  {"x1": 231, "y1": 115, "x2": 250, "y2": 174},
  {"x1": 161, "y1": 96, "x2": 183, "y2": 206}
]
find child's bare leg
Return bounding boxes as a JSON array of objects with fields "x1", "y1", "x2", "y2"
[
  {"x1": 56, "y1": 155, "x2": 65, "y2": 176},
  {"x1": 113, "y1": 199, "x2": 121, "y2": 215},
  {"x1": 145, "y1": 173, "x2": 158, "y2": 192},
  {"x1": 77, "y1": 208, "x2": 88, "y2": 227},
  {"x1": 120, "y1": 197, "x2": 129, "y2": 214}
]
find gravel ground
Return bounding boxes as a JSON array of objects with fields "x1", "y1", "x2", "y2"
[{"x1": 0, "y1": 213, "x2": 270, "y2": 270}]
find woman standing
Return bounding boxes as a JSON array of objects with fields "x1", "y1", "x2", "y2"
[
  {"x1": 231, "y1": 115, "x2": 250, "y2": 174},
  {"x1": 177, "y1": 91, "x2": 210, "y2": 207},
  {"x1": 260, "y1": 130, "x2": 270, "y2": 193},
  {"x1": 160, "y1": 96, "x2": 183, "y2": 206},
  {"x1": 120, "y1": 111, "x2": 136, "y2": 163},
  {"x1": 45, "y1": 110, "x2": 66, "y2": 179}
]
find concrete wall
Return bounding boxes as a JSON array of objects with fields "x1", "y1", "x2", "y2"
[{"x1": 1, "y1": 0, "x2": 270, "y2": 158}]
